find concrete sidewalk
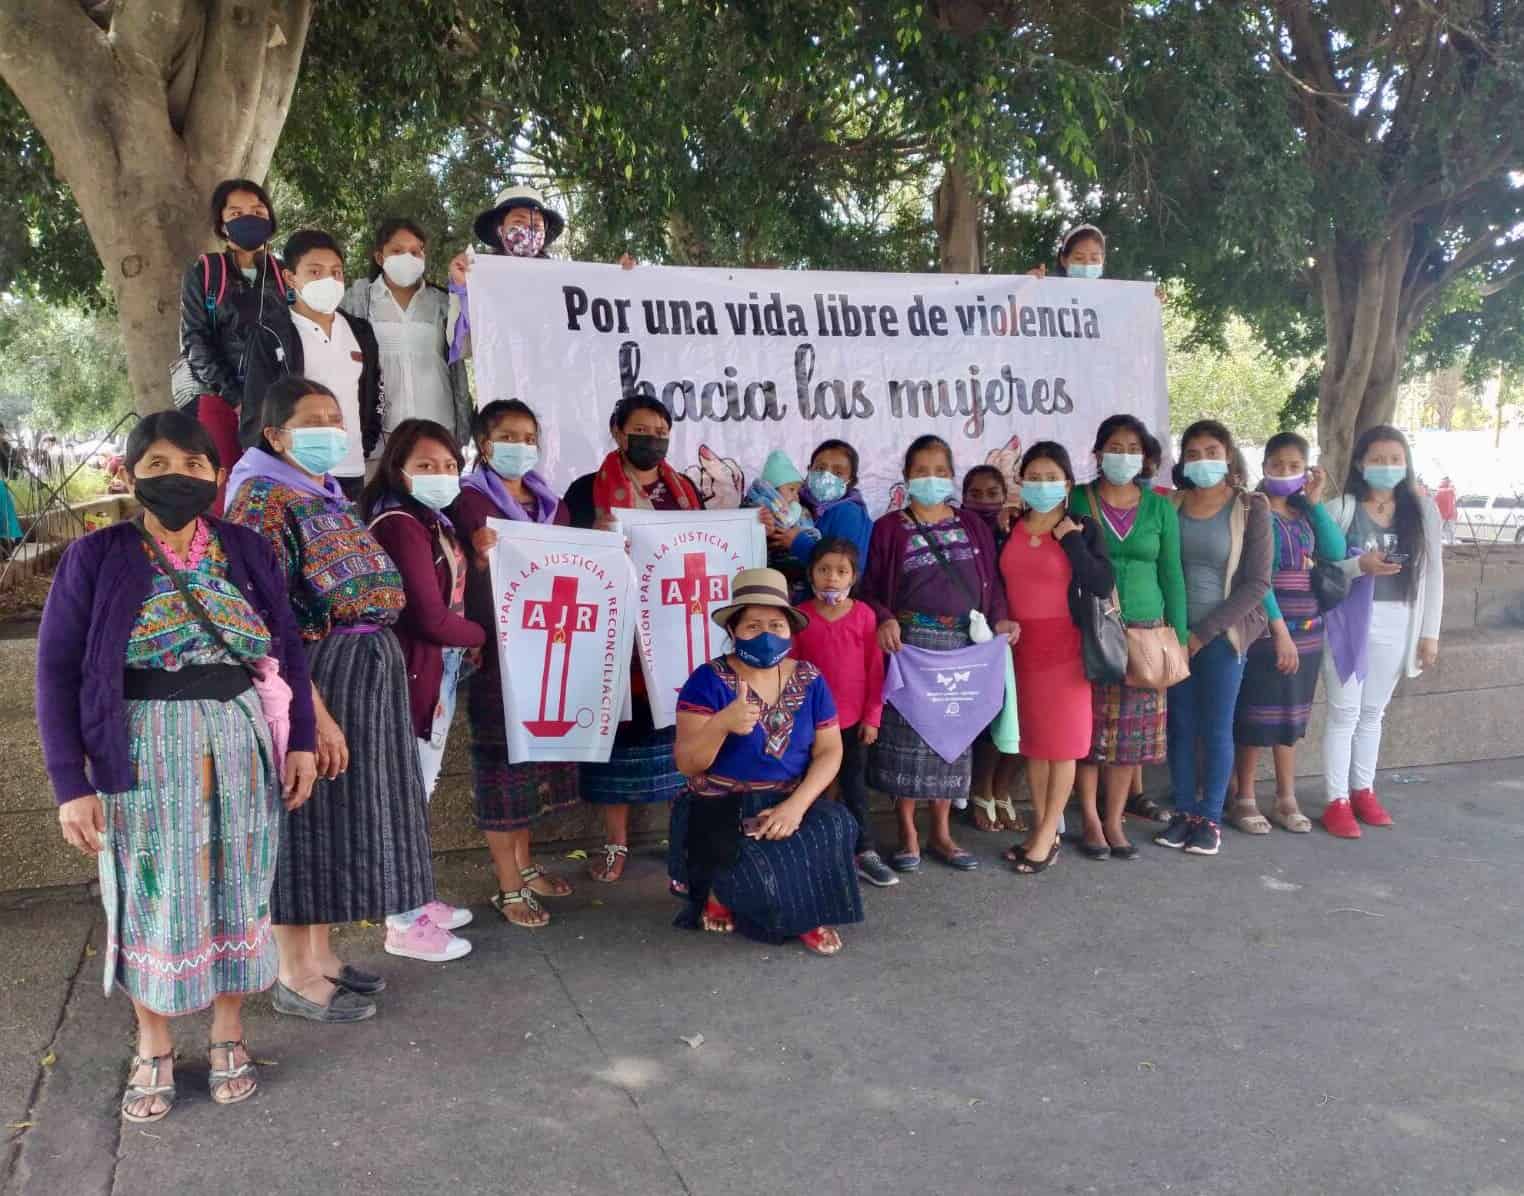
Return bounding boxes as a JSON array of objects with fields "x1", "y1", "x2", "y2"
[{"x1": 2, "y1": 758, "x2": 1521, "y2": 1196}]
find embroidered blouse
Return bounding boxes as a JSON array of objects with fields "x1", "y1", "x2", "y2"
[
  {"x1": 676, "y1": 657, "x2": 837, "y2": 787},
  {"x1": 126, "y1": 527, "x2": 272, "y2": 670}
]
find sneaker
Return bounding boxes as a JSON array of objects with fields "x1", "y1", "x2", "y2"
[
  {"x1": 384, "y1": 914, "x2": 472, "y2": 963},
  {"x1": 386, "y1": 901, "x2": 472, "y2": 933},
  {"x1": 1154, "y1": 813, "x2": 1193, "y2": 849},
  {"x1": 855, "y1": 851, "x2": 900, "y2": 888},
  {"x1": 1349, "y1": 788, "x2": 1393, "y2": 828},
  {"x1": 1183, "y1": 819, "x2": 1221, "y2": 856},
  {"x1": 1320, "y1": 798, "x2": 1362, "y2": 839}
]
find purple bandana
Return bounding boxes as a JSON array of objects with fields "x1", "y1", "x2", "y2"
[
  {"x1": 1323, "y1": 567, "x2": 1373, "y2": 684},
  {"x1": 459, "y1": 464, "x2": 560, "y2": 523},
  {"x1": 881, "y1": 639, "x2": 1008, "y2": 763},
  {"x1": 225, "y1": 447, "x2": 349, "y2": 511}
]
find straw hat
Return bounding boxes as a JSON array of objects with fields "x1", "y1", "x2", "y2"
[
  {"x1": 473, "y1": 184, "x2": 566, "y2": 250},
  {"x1": 710, "y1": 567, "x2": 807, "y2": 633}
]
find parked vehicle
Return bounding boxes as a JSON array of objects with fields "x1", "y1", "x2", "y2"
[{"x1": 1454, "y1": 491, "x2": 1524, "y2": 544}]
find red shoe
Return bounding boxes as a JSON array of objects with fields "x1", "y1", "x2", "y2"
[
  {"x1": 1320, "y1": 799, "x2": 1362, "y2": 839},
  {"x1": 1350, "y1": 788, "x2": 1393, "y2": 827}
]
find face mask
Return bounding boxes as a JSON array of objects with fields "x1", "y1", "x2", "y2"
[
  {"x1": 1100, "y1": 452, "x2": 1143, "y2": 485},
  {"x1": 733, "y1": 630, "x2": 791, "y2": 669},
  {"x1": 134, "y1": 473, "x2": 217, "y2": 532},
  {"x1": 906, "y1": 476, "x2": 955, "y2": 507},
  {"x1": 816, "y1": 588, "x2": 847, "y2": 606},
  {"x1": 500, "y1": 223, "x2": 546, "y2": 259},
  {"x1": 1183, "y1": 459, "x2": 1230, "y2": 488},
  {"x1": 623, "y1": 434, "x2": 669, "y2": 472},
  {"x1": 1262, "y1": 472, "x2": 1305, "y2": 498},
  {"x1": 225, "y1": 215, "x2": 273, "y2": 251},
  {"x1": 298, "y1": 276, "x2": 345, "y2": 315},
  {"x1": 381, "y1": 253, "x2": 426, "y2": 288},
  {"x1": 1021, "y1": 480, "x2": 1069, "y2": 513},
  {"x1": 962, "y1": 500, "x2": 1003, "y2": 530},
  {"x1": 1068, "y1": 262, "x2": 1104, "y2": 280},
  {"x1": 490, "y1": 441, "x2": 538, "y2": 479},
  {"x1": 407, "y1": 471, "x2": 461, "y2": 511},
  {"x1": 1363, "y1": 464, "x2": 1407, "y2": 491},
  {"x1": 806, "y1": 469, "x2": 847, "y2": 503},
  {"x1": 284, "y1": 426, "x2": 348, "y2": 475}
]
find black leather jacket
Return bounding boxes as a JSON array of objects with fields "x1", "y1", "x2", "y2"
[{"x1": 178, "y1": 250, "x2": 287, "y2": 408}]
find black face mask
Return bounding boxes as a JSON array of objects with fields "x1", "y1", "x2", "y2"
[
  {"x1": 624, "y1": 434, "x2": 669, "y2": 472},
  {"x1": 134, "y1": 473, "x2": 218, "y2": 532},
  {"x1": 224, "y1": 215, "x2": 273, "y2": 251}
]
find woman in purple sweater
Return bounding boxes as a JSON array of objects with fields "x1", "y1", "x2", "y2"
[{"x1": 38, "y1": 411, "x2": 317, "y2": 1123}]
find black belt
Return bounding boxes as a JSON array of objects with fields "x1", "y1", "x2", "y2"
[{"x1": 124, "y1": 664, "x2": 253, "y2": 702}]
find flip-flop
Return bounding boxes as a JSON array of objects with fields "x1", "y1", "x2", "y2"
[
  {"x1": 968, "y1": 796, "x2": 1001, "y2": 832},
  {"x1": 889, "y1": 851, "x2": 921, "y2": 873},
  {"x1": 927, "y1": 846, "x2": 980, "y2": 871}
]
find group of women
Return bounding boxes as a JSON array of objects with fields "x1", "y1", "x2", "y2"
[{"x1": 35, "y1": 184, "x2": 1446, "y2": 1126}]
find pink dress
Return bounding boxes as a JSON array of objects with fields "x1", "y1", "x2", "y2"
[{"x1": 1000, "y1": 531, "x2": 1093, "y2": 760}]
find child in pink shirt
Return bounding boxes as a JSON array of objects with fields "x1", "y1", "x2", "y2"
[{"x1": 791, "y1": 538, "x2": 895, "y2": 887}]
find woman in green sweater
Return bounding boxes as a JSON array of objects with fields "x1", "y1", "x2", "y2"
[{"x1": 1069, "y1": 415, "x2": 1187, "y2": 859}]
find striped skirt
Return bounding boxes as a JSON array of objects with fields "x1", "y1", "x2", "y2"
[
  {"x1": 99, "y1": 690, "x2": 279, "y2": 1015},
  {"x1": 466, "y1": 670, "x2": 579, "y2": 831},
  {"x1": 579, "y1": 721, "x2": 685, "y2": 806},
  {"x1": 1088, "y1": 681, "x2": 1168, "y2": 765},
  {"x1": 1234, "y1": 572, "x2": 1324, "y2": 747},
  {"x1": 866, "y1": 621, "x2": 974, "y2": 801},
  {"x1": 275, "y1": 629, "x2": 434, "y2": 925}
]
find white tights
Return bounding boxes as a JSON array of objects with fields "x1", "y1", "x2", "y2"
[{"x1": 1322, "y1": 600, "x2": 1408, "y2": 802}]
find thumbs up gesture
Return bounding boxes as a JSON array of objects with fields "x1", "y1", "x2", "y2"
[{"x1": 719, "y1": 679, "x2": 761, "y2": 736}]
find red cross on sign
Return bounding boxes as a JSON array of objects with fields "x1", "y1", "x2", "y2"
[
  {"x1": 522, "y1": 575, "x2": 599, "y2": 737},
  {"x1": 661, "y1": 551, "x2": 728, "y2": 675}
]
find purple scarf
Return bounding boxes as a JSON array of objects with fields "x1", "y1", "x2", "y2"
[
  {"x1": 459, "y1": 464, "x2": 560, "y2": 523},
  {"x1": 1323, "y1": 568, "x2": 1373, "y2": 684},
  {"x1": 881, "y1": 639, "x2": 1008, "y2": 763},
  {"x1": 225, "y1": 447, "x2": 349, "y2": 511},
  {"x1": 369, "y1": 490, "x2": 455, "y2": 532},
  {"x1": 801, "y1": 482, "x2": 867, "y2": 522}
]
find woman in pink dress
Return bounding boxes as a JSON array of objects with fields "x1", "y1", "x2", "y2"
[{"x1": 998, "y1": 442, "x2": 1115, "y2": 873}]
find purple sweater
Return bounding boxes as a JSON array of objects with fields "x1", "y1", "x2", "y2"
[
  {"x1": 861, "y1": 506, "x2": 1008, "y2": 625},
  {"x1": 36, "y1": 519, "x2": 317, "y2": 803}
]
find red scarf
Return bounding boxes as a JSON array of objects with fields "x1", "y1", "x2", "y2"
[{"x1": 591, "y1": 449, "x2": 699, "y2": 517}]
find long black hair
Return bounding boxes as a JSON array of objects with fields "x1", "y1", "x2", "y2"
[
  {"x1": 1344, "y1": 424, "x2": 1426, "y2": 598},
  {"x1": 1172, "y1": 419, "x2": 1245, "y2": 489},
  {"x1": 359, "y1": 418, "x2": 464, "y2": 521}
]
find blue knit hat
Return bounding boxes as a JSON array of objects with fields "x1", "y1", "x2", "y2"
[{"x1": 760, "y1": 450, "x2": 804, "y2": 488}]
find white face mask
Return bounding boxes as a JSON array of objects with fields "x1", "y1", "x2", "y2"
[
  {"x1": 381, "y1": 253, "x2": 426, "y2": 288},
  {"x1": 299, "y1": 276, "x2": 345, "y2": 315}
]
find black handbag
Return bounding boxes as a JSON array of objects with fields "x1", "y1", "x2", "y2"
[
  {"x1": 1080, "y1": 588, "x2": 1129, "y2": 684},
  {"x1": 1310, "y1": 558, "x2": 1351, "y2": 612}
]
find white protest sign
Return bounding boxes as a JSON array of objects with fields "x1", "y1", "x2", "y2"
[
  {"x1": 486, "y1": 519, "x2": 636, "y2": 763},
  {"x1": 621, "y1": 508, "x2": 768, "y2": 728},
  {"x1": 468, "y1": 257, "x2": 1167, "y2": 513}
]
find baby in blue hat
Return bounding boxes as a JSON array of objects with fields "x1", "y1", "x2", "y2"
[{"x1": 744, "y1": 450, "x2": 821, "y2": 588}]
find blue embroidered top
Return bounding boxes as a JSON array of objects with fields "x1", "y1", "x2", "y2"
[{"x1": 676, "y1": 657, "x2": 838, "y2": 786}]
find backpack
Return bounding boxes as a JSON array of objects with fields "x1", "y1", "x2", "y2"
[{"x1": 169, "y1": 253, "x2": 286, "y2": 410}]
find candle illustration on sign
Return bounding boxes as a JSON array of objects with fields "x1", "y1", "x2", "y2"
[{"x1": 661, "y1": 551, "x2": 730, "y2": 679}]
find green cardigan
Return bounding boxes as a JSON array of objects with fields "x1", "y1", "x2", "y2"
[
  {"x1": 1071, "y1": 485, "x2": 1188, "y2": 644},
  {"x1": 1262, "y1": 500, "x2": 1347, "y2": 622}
]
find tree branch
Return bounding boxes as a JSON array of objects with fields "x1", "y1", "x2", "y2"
[
  {"x1": 107, "y1": 0, "x2": 193, "y2": 82},
  {"x1": 243, "y1": 0, "x2": 314, "y2": 180},
  {"x1": 1479, "y1": 257, "x2": 1524, "y2": 298},
  {"x1": 180, "y1": 0, "x2": 278, "y2": 181}
]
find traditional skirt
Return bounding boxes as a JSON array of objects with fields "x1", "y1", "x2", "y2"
[
  {"x1": 466, "y1": 670, "x2": 579, "y2": 831},
  {"x1": 579, "y1": 708, "x2": 685, "y2": 806},
  {"x1": 99, "y1": 690, "x2": 279, "y2": 1015},
  {"x1": 672, "y1": 783, "x2": 864, "y2": 944},
  {"x1": 275, "y1": 628, "x2": 434, "y2": 924},
  {"x1": 866, "y1": 620, "x2": 974, "y2": 801},
  {"x1": 1234, "y1": 571, "x2": 1324, "y2": 747},
  {"x1": 1088, "y1": 680, "x2": 1168, "y2": 765}
]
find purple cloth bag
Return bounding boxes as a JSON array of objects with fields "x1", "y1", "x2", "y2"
[{"x1": 881, "y1": 639, "x2": 1008, "y2": 763}]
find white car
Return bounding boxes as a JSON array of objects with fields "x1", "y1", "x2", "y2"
[{"x1": 1454, "y1": 492, "x2": 1524, "y2": 544}]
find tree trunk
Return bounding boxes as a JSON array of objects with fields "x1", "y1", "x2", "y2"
[
  {"x1": 933, "y1": 155, "x2": 982, "y2": 274},
  {"x1": 0, "y1": 1, "x2": 313, "y2": 415}
]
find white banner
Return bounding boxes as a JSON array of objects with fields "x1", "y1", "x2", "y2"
[
  {"x1": 486, "y1": 519, "x2": 636, "y2": 764},
  {"x1": 468, "y1": 257, "x2": 1168, "y2": 513},
  {"x1": 621, "y1": 508, "x2": 768, "y2": 728}
]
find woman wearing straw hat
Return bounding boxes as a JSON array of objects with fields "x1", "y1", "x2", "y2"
[
  {"x1": 446, "y1": 185, "x2": 633, "y2": 361},
  {"x1": 669, "y1": 568, "x2": 864, "y2": 956}
]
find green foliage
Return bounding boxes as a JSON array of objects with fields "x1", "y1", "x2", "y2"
[
  {"x1": 1164, "y1": 305, "x2": 1308, "y2": 445},
  {"x1": 0, "y1": 295, "x2": 133, "y2": 436}
]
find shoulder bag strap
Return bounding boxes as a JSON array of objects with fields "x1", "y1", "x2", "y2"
[
  {"x1": 905, "y1": 509, "x2": 980, "y2": 609},
  {"x1": 135, "y1": 519, "x2": 253, "y2": 677}
]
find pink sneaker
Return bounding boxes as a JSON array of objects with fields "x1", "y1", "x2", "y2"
[
  {"x1": 384, "y1": 914, "x2": 472, "y2": 963},
  {"x1": 419, "y1": 900, "x2": 472, "y2": 930}
]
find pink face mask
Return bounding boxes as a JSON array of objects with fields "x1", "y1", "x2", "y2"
[{"x1": 500, "y1": 222, "x2": 546, "y2": 258}]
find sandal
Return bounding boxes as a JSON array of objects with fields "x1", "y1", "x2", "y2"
[
  {"x1": 994, "y1": 796, "x2": 1027, "y2": 834},
  {"x1": 1226, "y1": 799, "x2": 1272, "y2": 835},
  {"x1": 701, "y1": 895, "x2": 734, "y2": 934},
  {"x1": 491, "y1": 887, "x2": 549, "y2": 928},
  {"x1": 969, "y1": 796, "x2": 1001, "y2": 833},
  {"x1": 208, "y1": 1039, "x2": 258, "y2": 1106},
  {"x1": 1012, "y1": 838, "x2": 1060, "y2": 875},
  {"x1": 799, "y1": 926, "x2": 843, "y2": 956},
  {"x1": 521, "y1": 864, "x2": 573, "y2": 898},
  {"x1": 121, "y1": 1052, "x2": 176, "y2": 1124},
  {"x1": 588, "y1": 843, "x2": 628, "y2": 883},
  {"x1": 1270, "y1": 803, "x2": 1313, "y2": 834},
  {"x1": 1125, "y1": 794, "x2": 1167, "y2": 823}
]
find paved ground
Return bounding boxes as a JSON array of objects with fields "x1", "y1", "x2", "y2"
[{"x1": 2, "y1": 758, "x2": 1522, "y2": 1196}]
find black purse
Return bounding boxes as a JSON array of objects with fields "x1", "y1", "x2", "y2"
[
  {"x1": 1080, "y1": 587, "x2": 1129, "y2": 684},
  {"x1": 1310, "y1": 558, "x2": 1351, "y2": 612}
]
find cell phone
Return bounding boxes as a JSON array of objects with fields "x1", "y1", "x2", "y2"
[
  {"x1": 1384, "y1": 552, "x2": 1409, "y2": 565},
  {"x1": 740, "y1": 815, "x2": 765, "y2": 835}
]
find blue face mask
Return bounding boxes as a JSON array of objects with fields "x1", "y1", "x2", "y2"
[
  {"x1": 907, "y1": 476, "x2": 956, "y2": 507},
  {"x1": 1021, "y1": 480, "x2": 1068, "y2": 513},
  {"x1": 733, "y1": 630, "x2": 791, "y2": 669},
  {"x1": 1068, "y1": 262, "x2": 1104, "y2": 280},
  {"x1": 806, "y1": 469, "x2": 846, "y2": 503},
  {"x1": 490, "y1": 441, "x2": 538, "y2": 480},
  {"x1": 1362, "y1": 464, "x2": 1407, "y2": 491},
  {"x1": 1183, "y1": 459, "x2": 1230, "y2": 488},
  {"x1": 284, "y1": 426, "x2": 348, "y2": 475},
  {"x1": 1100, "y1": 452, "x2": 1142, "y2": 485},
  {"x1": 407, "y1": 471, "x2": 461, "y2": 511}
]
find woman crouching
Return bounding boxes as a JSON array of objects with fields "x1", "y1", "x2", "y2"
[{"x1": 670, "y1": 568, "x2": 864, "y2": 956}]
